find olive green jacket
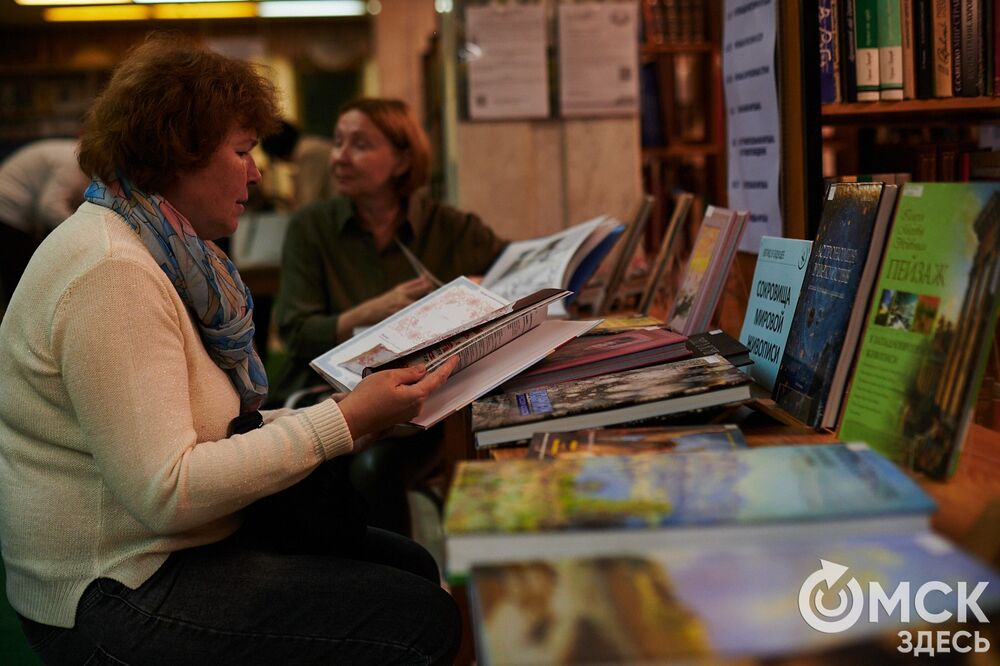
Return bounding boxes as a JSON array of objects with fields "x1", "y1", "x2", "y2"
[{"x1": 272, "y1": 191, "x2": 507, "y2": 401}]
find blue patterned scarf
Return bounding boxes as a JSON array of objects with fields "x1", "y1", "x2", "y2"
[{"x1": 85, "y1": 176, "x2": 268, "y2": 413}]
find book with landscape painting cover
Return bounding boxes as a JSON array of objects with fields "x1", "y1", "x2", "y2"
[
  {"x1": 526, "y1": 424, "x2": 746, "y2": 459},
  {"x1": 839, "y1": 182, "x2": 1000, "y2": 479},
  {"x1": 443, "y1": 443, "x2": 936, "y2": 580},
  {"x1": 772, "y1": 182, "x2": 898, "y2": 429},
  {"x1": 468, "y1": 531, "x2": 1000, "y2": 664},
  {"x1": 667, "y1": 205, "x2": 748, "y2": 336},
  {"x1": 472, "y1": 355, "x2": 751, "y2": 449}
]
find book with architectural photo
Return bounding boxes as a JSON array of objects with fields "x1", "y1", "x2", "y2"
[{"x1": 839, "y1": 182, "x2": 1000, "y2": 479}]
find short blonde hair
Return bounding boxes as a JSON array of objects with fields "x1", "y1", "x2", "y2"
[
  {"x1": 338, "y1": 98, "x2": 431, "y2": 198},
  {"x1": 79, "y1": 33, "x2": 281, "y2": 193}
]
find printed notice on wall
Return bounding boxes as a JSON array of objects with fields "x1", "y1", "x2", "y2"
[
  {"x1": 466, "y1": 4, "x2": 549, "y2": 120},
  {"x1": 723, "y1": 0, "x2": 782, "y2": 253},
  {"x1": 558, "y1": 1, "x2": 639, "y2": 117}
]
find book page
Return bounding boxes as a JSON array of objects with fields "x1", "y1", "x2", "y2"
[
  {"x1": 310, "y1": 277, "x2": 508, "y2": 391},
  {"x1": 411, "y1": 319, "x2": 598, "y2": 428},
  {"x1": 482, "y1": 215, "x2": 609, "y2": 302}
]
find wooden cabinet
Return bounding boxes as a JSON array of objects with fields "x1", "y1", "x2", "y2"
[
  {"x1": 821, "y1": 98, "x2": 1000, "y2": 180},
  {"x1": 638, "y1": 1, "x2": 726, "y2": 254}
]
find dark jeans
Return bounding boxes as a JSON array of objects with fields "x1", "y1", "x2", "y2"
[{"x1": 18, "y1": 526, "x2": 461, "y2": 665}]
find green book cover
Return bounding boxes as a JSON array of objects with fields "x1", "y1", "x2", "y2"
[
  {"x1": 839, "y1": 183, "x2": 1000, "y2": 479},
  {"x1": 876, "y1": 0, "x2": 904, "y2": 99},
  {"x1": 854, "y1": 0, "x2": 882, "y2": 99}
]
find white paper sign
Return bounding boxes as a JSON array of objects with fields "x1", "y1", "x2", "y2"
[
  {"x1": 558, "y1": 1, "x2": 639, "y2": 117},
  {"x1": 467, "y1": 4, "x2": 550, "y2": 119},
  {"x1": 723, "y1": 0, "x2": 782, "y2": 253}
]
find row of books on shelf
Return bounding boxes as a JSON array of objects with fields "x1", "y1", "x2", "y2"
[
  {"x1": 639, "y1": 0, "x2": 709, "y2": 46},
  {"x1": 820, "y1": 0, "x2": 1000, "y2": 103}
]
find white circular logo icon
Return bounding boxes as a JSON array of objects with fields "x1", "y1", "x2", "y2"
[{"x1": 798, "y1": 559, "x2": 865, "y2": 634}]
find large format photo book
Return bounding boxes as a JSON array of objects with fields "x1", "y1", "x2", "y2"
[
  {"x1": 839, "y1": 182, "x2": 1000, "y2": 479},
  {"x1": 443, "y1": 442, "x2": 937, "y2": 581},
  {"x1": 772, "y1": 182, "x2": 898, "y2": 429},
  {"x1": 310, "y1": 277, "x2": 595, "y2": 428},
  {"x1": 471, "y1": 354, "x2": 751, "y2": 449},
  {"x1": 467, "y1": 531, "x2": 1000, "y2": 664}
]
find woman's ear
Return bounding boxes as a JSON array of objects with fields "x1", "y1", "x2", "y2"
[{"x1": 393, "y1": 149, "x2": 411, "y2": 178}]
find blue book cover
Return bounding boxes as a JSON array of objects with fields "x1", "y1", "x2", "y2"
[
  {"x1": 819, "y1": 0, "x2": 840, "y2": 103},
  {"x1": 739, "y1": 236, "x2": 813, "y2": 391},
  {"x1": 772, "y1": 182, "x2": 890, "y2": 428},
  {"x1": 470, "y1": 531, "x2": 1000, "y2": 662}
]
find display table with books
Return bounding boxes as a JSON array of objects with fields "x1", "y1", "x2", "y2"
[{"x1": 442, "y1": 422, "x2": 1000, "y2": 665}]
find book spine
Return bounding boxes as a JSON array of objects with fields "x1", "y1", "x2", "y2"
[
  {"x1": 994, "y1": 0, "x2": 999, "y2": 95},
  {"x1": 960, "y1": 0, "x2": 983, "y2": 96},
  {"x1": 914, "y1": 0, "x2": 936, "y2": 97},
  {"x1": 951, "y1": 0, "x2": 964, "y2": 95},
  {"x1": 985, "y1": 0, "x2": 994, "y2": 94},
  {"x1": 855, "y1": 0, "x2": 882, "y2": 99},
  {"x1": 840, "y1": 0, "x2": 860, "y2": 100},
  {"x1": 820, "y1": 0, "x2": 842, "y2": 103},
  {"x1": 932, "y1": 0, "x2": 955, "y2": 96},
  {"x1": 901, "y1": 0, "x2": 918, "y2": 98},
  {"x1": 878, "y1": 0, "x2": 906, "y2": 99}
]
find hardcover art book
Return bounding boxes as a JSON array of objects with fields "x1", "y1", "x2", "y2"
[
  {"x1": 481, "y1": 215, "x2": 624, "y2": 316},
  {"x1": 472, "y1": 355, "x2": 751, "y2": 449},
  {"x1": 468, "y1": 532, "x2": 1000, "y2": 664},
  {"x1": 311, "y1": 277, "x2": 596, "y2": 428},
  {"x1": 772, "y1": 182, "x2": 898, "y2": 429},
  {"x1": 444, "y1": 443, "x2": 937, "y2": 580},
  {"x1": 500, "y1": 326, "x2": 689, "y2": 393},
  {"x1": 739, "y1": 236, "x2": 813, "y2": 391},
  {"x1": 839, "y1": 182, "x2": 1000, "y2": 479},
  {"x1": 526, "y1": 424, "x2": 746, "y2": 459},
  {"x1": 667, "y1": 204, "x2": 748, "y2": 336}
]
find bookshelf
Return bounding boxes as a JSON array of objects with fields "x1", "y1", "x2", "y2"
[{"x1": 638, "y1": 0, "x2": 726, "y2": 255}]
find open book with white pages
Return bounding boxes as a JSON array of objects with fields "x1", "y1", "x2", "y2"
[
  {"x1": 481, "y1": 215, "x2": 624, "y2": 317},
  {"x1": 310, "y1": 277, "x2": 597, "y2": 428}
]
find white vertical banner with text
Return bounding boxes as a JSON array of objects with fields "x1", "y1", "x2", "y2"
[{"x1": 723, "y1": 0, "x2": 782, "y2": 253}]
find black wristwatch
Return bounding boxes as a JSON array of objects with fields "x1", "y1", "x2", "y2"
[{"x1": 227, "y1": 410, "x2": 264, "y2": 437}]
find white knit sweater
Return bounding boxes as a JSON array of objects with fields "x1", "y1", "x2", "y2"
[{"x1": 0, "y1": 202, "x2": 353, "y2": 627}]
